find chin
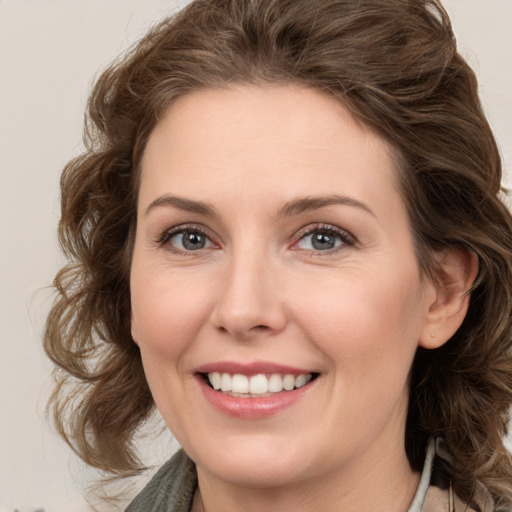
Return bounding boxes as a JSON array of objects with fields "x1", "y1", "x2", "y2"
[{"x1": 187, "y1": 433, "x2": 319, "y2": 488}]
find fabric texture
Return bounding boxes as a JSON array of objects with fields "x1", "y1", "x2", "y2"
[
  {"x1": 125, "y1": 450, "x2": 197, "y2": 512},
  {"x1": 125, "y1": 439, "x2": 493, "y2": 512}
]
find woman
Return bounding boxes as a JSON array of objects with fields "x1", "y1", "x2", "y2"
[{"x1": 44, "y1": 0, "x2": 512, "y2": 510}]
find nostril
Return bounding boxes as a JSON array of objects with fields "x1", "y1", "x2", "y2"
[{"x1": 216, "y1": 323, "x2": 272, "y2": 337}]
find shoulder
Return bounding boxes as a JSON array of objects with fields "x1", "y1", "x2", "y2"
[
  {"x1": 423, "y1": 484, "x2": 494, "y2": 512},
  {"x1": 423, "y1": 485, "x2": 471, "y2": 512},
  {"x1": 414, "y1": 438, "x2": 495, "y2": 512},
  {"x1": 124, "y1": 449, "x2": 197, "y2": 512}
]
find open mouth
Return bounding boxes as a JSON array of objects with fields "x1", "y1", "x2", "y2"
[{"x1": 200, "y1": 372, "x2": 319, "y2": 398}]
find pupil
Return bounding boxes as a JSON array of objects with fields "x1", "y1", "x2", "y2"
[
  {"x1": 183, "y1": 232, "x2": 205, "y2": 250},
  {"x1": 312, "y1": 232, "x2": 335, "y2": 250}
]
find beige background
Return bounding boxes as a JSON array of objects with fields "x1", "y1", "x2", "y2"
[{"x1": 0, "y1": 1, "x2": 510, "y2": 510}]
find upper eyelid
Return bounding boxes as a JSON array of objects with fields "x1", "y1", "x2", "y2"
[
  {"x1": 294, "y1": 223, "x2": 355, "y2": 243},
  {"x1": 156, "y1": 221, "x2": 356, "y2": 248},
  {"x1": 292, "y1": 227, "x2": 357, "y2": 259},
  {"x1": 157, "y1": 223, "x2": 216, "y2": 245}
]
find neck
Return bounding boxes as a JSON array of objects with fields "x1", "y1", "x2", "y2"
[{"x1": 192, "y1": 437, "x2": 420, "y2": 512}]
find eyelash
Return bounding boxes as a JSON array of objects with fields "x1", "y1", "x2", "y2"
[
  {"x1": 157, "y1": 224, "x2": 215, "y2": 252},
  {"x1": 156, "y1": 223, "x2": 355, "y2": 254},
  {"x1": 292, "y1": 223, "x2": 355, "y2": 254}
]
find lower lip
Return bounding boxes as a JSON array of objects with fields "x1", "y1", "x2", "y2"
[{"x1": 197, "y1": 376, "x2": 315, "y2": 419}]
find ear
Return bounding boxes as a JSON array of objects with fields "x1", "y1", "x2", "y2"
[{"x1": 419, "y1": 247, "x2": 478, "y2": 349}]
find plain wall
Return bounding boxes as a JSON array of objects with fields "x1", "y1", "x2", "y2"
[{"x1": 0, "y1": 1, "x2": 510, "y2": 510}]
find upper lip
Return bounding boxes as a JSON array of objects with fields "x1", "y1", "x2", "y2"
[{"x1": 196, "y1": 360, "x2": 316, "y2": 376}]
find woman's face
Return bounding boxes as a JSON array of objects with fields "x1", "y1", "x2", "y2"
[{"x1": 130, "y1": 85, "x2": 436, "y2": 489}]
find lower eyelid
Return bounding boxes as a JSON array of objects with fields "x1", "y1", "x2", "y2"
[
  {"x1": 174, "y1": 231, "x2": 212, "y2": 249},
  {"x1": 157, "y1": 224, "x2": 211, "y2": 244},
  {"x1": 156, "y1": 224, "x2": 354, "y2": 252},
  {"x1": 296, "y1": 236, "x2": 343, "y2": 251},
  {"x1": 294, "y1": 226, "x2": 354, "y2": 248}
]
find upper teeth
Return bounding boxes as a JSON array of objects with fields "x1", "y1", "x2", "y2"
[{"x1": 207, "y1": 372, "x2": 312, "y2": 395}]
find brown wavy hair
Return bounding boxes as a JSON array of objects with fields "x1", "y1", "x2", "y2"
[{"x1": 44, "y1": 0, "x2": 512, "y2": 508}]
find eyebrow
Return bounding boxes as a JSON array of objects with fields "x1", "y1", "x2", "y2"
[
  {"x1": 144, "y1": 194, "x2": 217, "y2": 217},
  {"x1": 144, "y1": 193, "x2": 375, "y2": 218},
  {"x1": 279, "y1": 195, "x2": 375, "y2": 218}
]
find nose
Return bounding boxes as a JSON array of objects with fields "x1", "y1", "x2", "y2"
[{"x1": 209, "y1": 248, "x2": 287, "y2": 340}]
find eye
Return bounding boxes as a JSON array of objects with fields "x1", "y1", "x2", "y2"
[
  {"x1": 171, "y1": 231, "x2": 211, "y2": 251},
  {"x1": 160, "y1": 226, "x2": 215, "y2": 252},
  {"x1": 293, "y1": 225, "x2": 354, "y2": 252}
]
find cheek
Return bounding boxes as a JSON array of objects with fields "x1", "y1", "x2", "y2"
[
  {"x1": 130, "y1": 269, "x2": 216, "y2": 428},
  {"x1": 130, "y1": 269, "x2": 214, "y2": 358},
  {"x1": 294, "y1": 268, "x2": 425, "y2": 375}
]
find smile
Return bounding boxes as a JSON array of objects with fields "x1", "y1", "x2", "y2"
[
  {"x1": 205, "y1": 372, "x2": 315, "y2": 397},
  {"x1": 195, "y1": 362, "x2": 320, "y2": 417}
]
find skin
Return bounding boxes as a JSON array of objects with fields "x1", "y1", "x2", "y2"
[{"x1": 130, "y1": 84, "x2": 474, "y2": 512}]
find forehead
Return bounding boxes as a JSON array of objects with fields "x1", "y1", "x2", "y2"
[{"x1": 139, "y1": 84, "x2": 402, "y2": 218}]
